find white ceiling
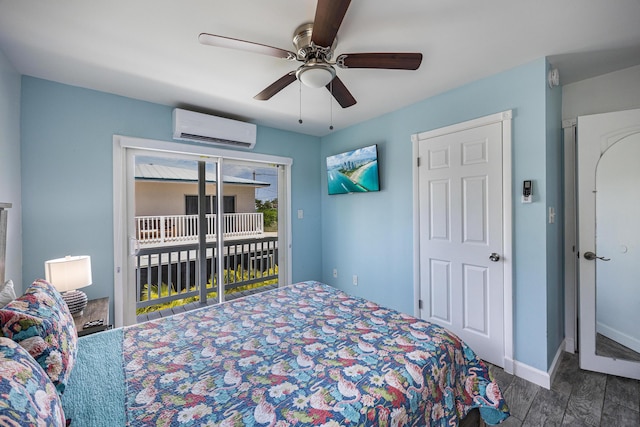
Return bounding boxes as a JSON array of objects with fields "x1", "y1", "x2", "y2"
[{"x1": 1, "y1": 0, "x2": 639, "y2": 137}]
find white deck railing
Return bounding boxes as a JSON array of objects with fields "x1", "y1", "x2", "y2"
[{"x1": 136, "y1": 213, "x2": 264, "y2": 246}]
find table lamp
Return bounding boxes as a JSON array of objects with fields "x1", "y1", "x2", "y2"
[{"x1": 44, "y1": 255, "x2": 92, "y2": 316}]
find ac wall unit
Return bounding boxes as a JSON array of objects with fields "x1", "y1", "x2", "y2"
[{"x1": 172, "y1": 108, "x2": 257, "y2": 149}]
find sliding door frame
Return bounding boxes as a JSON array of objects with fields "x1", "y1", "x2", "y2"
[{"x1": 113, "y1": 135, "x2": 293, "y2": 327}]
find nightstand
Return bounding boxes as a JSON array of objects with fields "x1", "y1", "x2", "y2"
[{"x1": 73, "y1": 297, "x2": 112, "y2": 337}]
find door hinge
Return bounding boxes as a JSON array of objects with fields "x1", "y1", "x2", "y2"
[
  {"x1": 418, "y1": 299, "x2": 423, "y2": 310},
  {"x1": 417, "y1": 157, "x2": 421, "y2": 167}
]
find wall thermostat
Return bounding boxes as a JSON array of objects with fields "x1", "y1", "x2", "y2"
[{"x1": 522, "y1": 180, "x2": 532, "y2": 203}]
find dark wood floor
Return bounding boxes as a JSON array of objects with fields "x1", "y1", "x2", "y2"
[
  {"x1": 489, "y1": 352, "x2": 640, "y2": 426},
  {"x1": 596, "y1": 334, "x2": 640, "y2": 362}
]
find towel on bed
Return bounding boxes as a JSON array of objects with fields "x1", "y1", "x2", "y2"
[{"x1": 61, "y1": 328, "x2": 126, "y2": 426}]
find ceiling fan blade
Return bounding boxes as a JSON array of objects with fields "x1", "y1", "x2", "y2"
[
  {"x1": 311, "y1": 0, "x2": 352, "y2": 48},
  {"x1": 199, "y1": 33, "x2": 297, "y2": 60},
  {"x1": 336, "y1": 53, "x2": 423, "y2": 70},
  {"x1": 326, "y1": 76, "x2": 356, "y2": 108},
  {"x1": 254, "y1": 72, "x2": 298, "y2": 100}
]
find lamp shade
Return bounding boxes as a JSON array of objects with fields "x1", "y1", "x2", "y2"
[{"x1": 44, "y1": 256, "x2": 92, "y2": 292}]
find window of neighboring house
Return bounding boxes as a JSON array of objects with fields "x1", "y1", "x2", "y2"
[{"x1": 185, "y1": 195, "x2": 236, "y2": 215}]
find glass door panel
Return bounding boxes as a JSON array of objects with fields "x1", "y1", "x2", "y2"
[
  {"x1": 130, "y1": 152, "x2": 218, "y2": 320},
  {"x1": 220, "y1": 160, "x2": 280, "y2": 296}
]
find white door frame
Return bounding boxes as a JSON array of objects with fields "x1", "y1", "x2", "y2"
[
  {"x1": 113, "y1": 135, "x2": 293, "y2": 327},
  {"x1": 562, "y1": 119, "x2": 578, "y2": 354},
  {"x1": 411, "y1": 110, "x2": 513, "y2": 373}
]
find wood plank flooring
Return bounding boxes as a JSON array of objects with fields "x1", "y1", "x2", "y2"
[
  {"x1": 596, "y1": 333, "x2": 640, "y2": 362},
  {"x1": 489, "y1": 352, "x2": 640, "y2": 426}
]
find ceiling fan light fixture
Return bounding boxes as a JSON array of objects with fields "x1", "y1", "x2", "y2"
[{"x1": 296, "y1": 61, "x2": 336, "y2": 88}]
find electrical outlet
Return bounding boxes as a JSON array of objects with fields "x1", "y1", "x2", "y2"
[
  {"x1": 352, "y1": 275, "x2": 358, "y2": 286},
  {"x1": 333, "y1": 268, "x2": 338, "y2": 278}
]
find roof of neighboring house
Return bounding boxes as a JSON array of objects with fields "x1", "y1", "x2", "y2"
[{"x1": 135, "y1": 164, "x2": 270, "y2": 187}]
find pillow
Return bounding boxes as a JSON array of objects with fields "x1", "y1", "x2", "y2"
[
  {"x1": 0, "y1": 336, "x2": 66, "y2": 426},
  {"x1": 0, "y1": 279, "x2": 78, "y2": 395},
  {"x1": 0, "y1": 279, "x2": 17, "y2": 307}
]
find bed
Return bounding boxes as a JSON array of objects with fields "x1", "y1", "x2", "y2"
[{"x1": 1, "y1": 280, "x2": 509, "y2": 426}]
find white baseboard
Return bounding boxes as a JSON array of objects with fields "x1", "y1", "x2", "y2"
[
  {"x1": 597, "y1": 321, "x2": 640, "y2": 354},
  {"x1": 547, "y1": 339, "x2": 565, "y2": 388},
  {"x1": 503, "y1": 357, "x2": 515, "y2": 375},
  {"x1": 512, "y1": 339, "x2": 565, "y2": 390},
  {"x1": 564, "y1": 337, "x2": 576, "y2": 354}
]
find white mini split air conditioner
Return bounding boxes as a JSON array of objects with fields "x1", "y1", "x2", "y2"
[{"x1": 172, "y1": 108, "x2": 257, "y2": 150}]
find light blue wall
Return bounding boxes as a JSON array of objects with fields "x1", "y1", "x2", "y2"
[
  {"x1": 0, "y1": 48, "x2": 22, "y2": 290},
  {"x1": 254, "y1": 126, "x2": 322, "y2": 281},
  {"x1": 20, "y1": 77, "x2": 322, "y2": 317},
  {"x1": 320, "y1": 58, "x2": 559, "y2": 371},
  {"x1": 545, "y1": 60, "x2": 565, "y2": 364}
]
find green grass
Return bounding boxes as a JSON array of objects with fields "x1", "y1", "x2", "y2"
[{"x1": 136, "y1": 266, "x2": 278, "y2": 315}]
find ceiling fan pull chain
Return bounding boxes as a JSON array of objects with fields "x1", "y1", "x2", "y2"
[
  {"x1": 298, "y1": 80, "x2": 303, "y2": 124},
  {"x1": 329, "y1": 81, "x2": 334, "y2": 130}
]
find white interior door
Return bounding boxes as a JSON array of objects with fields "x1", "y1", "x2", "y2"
[
  {"x1": 415, "y1": 114, "x2": 510, "y2": 367},
  {"x1": 578, "y1": 108, "x2": 640, "y2": 379}
]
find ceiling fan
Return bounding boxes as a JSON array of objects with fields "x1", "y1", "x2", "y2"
[{"x1": 198, "y1": 0, "x2": 422, "y2": 108}]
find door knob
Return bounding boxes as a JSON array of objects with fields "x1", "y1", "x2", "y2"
[
  {"x1": 489, "y1": 253, "x2": 500, "y2": 262},
  {"x1": 583, "y1": 251, "x2": 610, "y2": 261}
]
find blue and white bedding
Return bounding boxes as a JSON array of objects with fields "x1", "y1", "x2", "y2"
[{"x1": 63, "y1": 281, "x2": 509, "y2": 426}]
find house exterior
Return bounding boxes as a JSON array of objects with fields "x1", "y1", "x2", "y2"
[{"x1": 134, "y1": 163, "x2": 269, "y2": 217}]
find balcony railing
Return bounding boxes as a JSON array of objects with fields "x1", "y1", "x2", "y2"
[
  {"x1": 135, "y1": 236, "x2": 279, "y2": 319},
  {"x1": 136, "y1": 213, "x2": 264, "y2": 246}
]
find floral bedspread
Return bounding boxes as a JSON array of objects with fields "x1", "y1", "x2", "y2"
[{"x1": 123, "y1": 281, "x2": 509, "y2": 426}]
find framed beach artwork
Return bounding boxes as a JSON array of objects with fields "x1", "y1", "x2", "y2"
[{"x1": 326, "y1": 144, "x2": 380, "y2": 195}]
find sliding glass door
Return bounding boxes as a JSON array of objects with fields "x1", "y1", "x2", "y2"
[{"x1": 113, "y1": 136, "x2": 292, "y2": 327}]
